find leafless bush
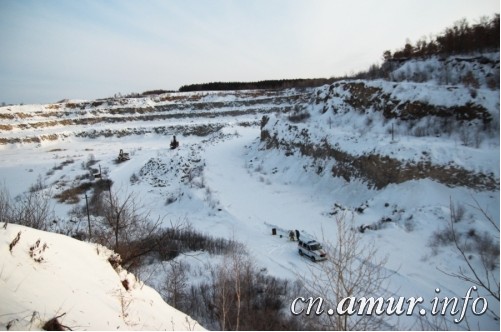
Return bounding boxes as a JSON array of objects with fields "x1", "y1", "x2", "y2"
[
  {"x1": 413, "y1": 125, "x2": 429, "y2": 137},
  {"x1": 204, "y1": 187, "x2": 220, "y2": 210},
  {"x1": 459, "y1": 126, "x2": 472, "y2": 147},
  {"x1": 473, "y1": 128, "x2": 483, "y2": 148},
  {"x1": 299, "y1": 213, "x2": 391, "y2": 330},
  {"x1": 439, "y1": 198, "x2": 500, "y2": 320},
  {"x1": 254, "y1": 163, "x2": 263, "y2": 173},
  {"x1": 129, "y1": 172, "x2": 139, "y2": 185},
  {"x1": 86, "y1": 179, "x2": 113, "y2": 216},
  {"x1": 428, "y1": 226, "x2": 456, "y2": 254},
  {"x1": 54, "y1": 182, "x2": 93, "y2": 204},
  {"x1": 462, "y1": 70, "x2": 480, "y2": 89},
  {"x1": 11, "y1": 189, "x2": 54, "y2": 231},
  {"x1": 187, "y1": 250, "x2": 309, "y2": 330},
  {"x1": 163, "y1": 260, "x2": 190, "y2": 310},
  {"x1": 29, "y1": 175, "x2": 46, "y2": 193},
  {"x1": 472, "y1": 231, "x2": 499, "y2": 271},
  {"x1": 86, "y1": 153, "x2": 98, "y2": 168},
  {"x1": 0, "y1": 184, "x2": 11, "y2": 225},
  {"x1": 97, "y1": 188, "x2": 163, "y2": 271},
  {"x1": 152, "y1": 224, "x2": 237, "y2": 261},
  {"x1": 450, "y1": 201, "x2": 465, "y2": 223}
]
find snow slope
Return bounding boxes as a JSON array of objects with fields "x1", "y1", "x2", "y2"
[
  {"x1": 0, "y1": 222, "x2": 204, "y2": 331},
  {"x1": 203, "y1": 127, "x2": 500, "y2": 330}
]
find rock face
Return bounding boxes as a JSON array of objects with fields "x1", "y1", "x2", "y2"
[
  {"x1": 325, "y1": 81, "x2": 492, "y2": 123},
  {"x1": 260, "y1": 126, "x2": 498, "y2": 190},
  {"x1": 260, "y1": 79, "x2": 499, "y2": 191}
]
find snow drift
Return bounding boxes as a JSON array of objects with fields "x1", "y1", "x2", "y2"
[{"x1": 0, "y1": 222, "x2": 204, "y2": 330}]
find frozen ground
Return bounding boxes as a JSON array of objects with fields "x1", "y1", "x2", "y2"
[
  {"x1": 0, "y1": 222, "x2": 204, "y2": 330},
  {"x1": 0, "y1": 124, "x2": 498, "y2": 330},
  {"x1": 0, "y1": 57, "x2": 499, "y2": 329}
]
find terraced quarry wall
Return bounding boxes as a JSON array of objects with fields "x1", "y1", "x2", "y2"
[
  {"x1": 261, "y1": 80, "x2": 499, "y2": 190},
  {"x1": 0, "y1": 90, "x2": 309, "y2": 144}
]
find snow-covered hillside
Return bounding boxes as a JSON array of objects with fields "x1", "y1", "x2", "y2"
[
  {"x1": 387, "y1": 52, "x2": 499, "y2": 87},
  {"x1": 0, "y1": 222, "x2": 204, "y2": 330},
  {"x1": 261, "y1": 78, "x2": 499, "y2": 189},
  {"x1": 0, "y1": 89, "x2": 306, "y2": 145},
  {"x1": 0, "y1": 52, "x2": 498, "y2": 330}
]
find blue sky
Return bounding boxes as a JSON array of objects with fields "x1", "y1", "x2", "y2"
[{"x1": 0, "y1": 0, "x2": 499, "y2": 104}]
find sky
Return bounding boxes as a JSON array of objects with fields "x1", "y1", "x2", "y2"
[{"x1": 0, "y1": 0, "x2": 499, "y2": 104}]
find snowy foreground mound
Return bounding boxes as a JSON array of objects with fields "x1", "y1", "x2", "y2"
[{"x1": 0, "y1": 223, "x2": 204, "y2": 331}]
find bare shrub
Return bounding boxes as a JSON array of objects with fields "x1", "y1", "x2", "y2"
[
  {"x1": 0, "y1": 184, "x2": 11, "y2": 225},
  {"x1": 204, "y1": 187, "x2": 220, "y2": 210},
  {"x1": 428, "y1": 226, "x2": 456, "y2": 254},
  {"x1": 439, "y1": 198, "x2": 500, "y2": 320},
  {"x1": 299, "y1": 213, "x2": 391, "y2": 330},
  {"x1": 450, "y1": 201, "x2": 465, "y2": 223},
  {"x1": 472, "y1": 231, "x2": 499, "y2": 271},
  {"x1": 86, "y1": 154, "x2": 98, "y2": 168},
  {"x1": 96, "y1": 188, "x2": 163, "y2": 271},
  {"x1": 254, "y1": 163, "x2": 263, "y2": 173},
  {"x1": 29, "y1": 175, "x2": 46, "y2": 193},
  {"x1": 11, "y1": 189, "x2": 54, "y2": 230},
  {"x1": 86, "y1": 179, "x2": 113, "y2": 216},
  {"x1": 459, "y1": 127, "x2": 472, "y2": 146},
  {"x1": 129, "y1": 172, "x2": 139, "y2": 185},
  {"x1": 54, "y1": 182, "x2": 93, "y2": 204},
  {"x1": 152, "y1": 223, "x2": 237, "y2": 261},
  {"x1": 473, "y1": 127, "x2": 483, "y2": 148},
  {"x1": 462, "y1": 71, "x2": 480, "y2": 89},
  {"x1": 413, "y1": 125, "x2": 428, "y2": 137},
  {"x1": 187, "y1": 249, "x2": 309, "y2": 330},
  {"x1": 163, "y1": 260, "x2": 189, "y2": 310}
]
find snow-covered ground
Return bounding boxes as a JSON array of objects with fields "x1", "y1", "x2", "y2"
[
  {"x1": 0, "y1": 54, "x2": 499, "y2": 329},
  {"x1": 0, "y1": 222, "x2": 204, "y2": 330},
  {"x1": 0, "y1": 123, "x2": 498, "y2": 329}
]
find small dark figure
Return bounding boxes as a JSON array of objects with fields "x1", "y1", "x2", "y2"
[
  {"x1": 170, "y1": 135, "x2": 179, "y2": 149},
  {"x1": 295, "y1": 229, "x2": 300, "y2": 241},
  {"x1": 289, "y1": 230, "x2": 295, "y2": 241}
]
